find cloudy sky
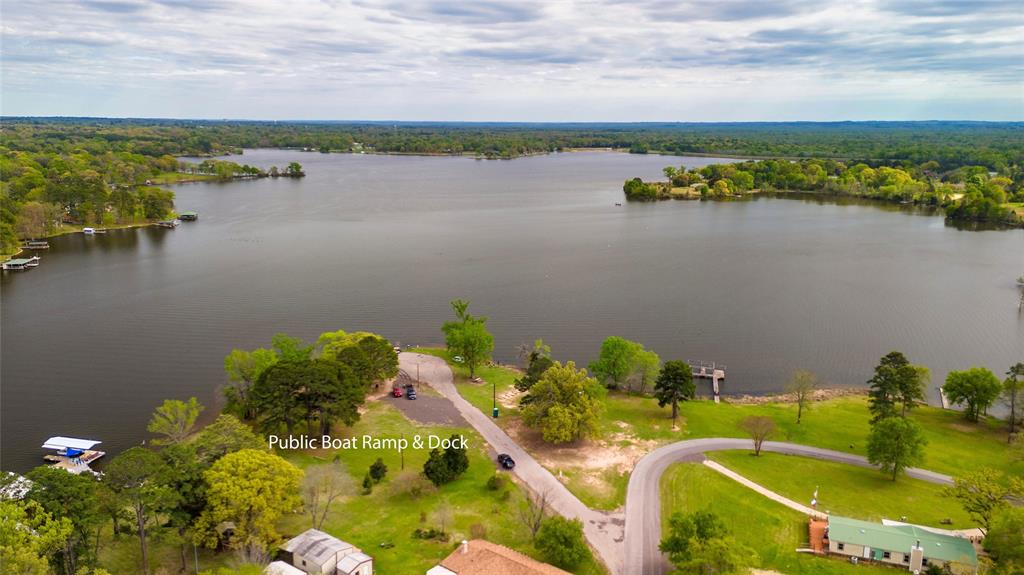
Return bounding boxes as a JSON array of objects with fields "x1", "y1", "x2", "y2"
[{"x1": 2, "y1": 0, "x2": 1022, "y2": 121}]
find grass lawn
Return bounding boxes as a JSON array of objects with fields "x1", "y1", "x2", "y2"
[
  {"x1": 661, "y1": 463, "x2": 894, "y2": 575},
  {"x1": 277, "y1": 400, "x2": 606, "y2": 575},
  {"x1": 708, "y1": 451, "x2": 973, "y2": 528}
]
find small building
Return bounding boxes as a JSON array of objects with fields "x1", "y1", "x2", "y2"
[
  {"x1": 823, "y1": 515, "x2": 978, "y2": 574},
  {"x1": 279, "y1": 529, "x2": 372, "y2": 575},
  {"x1": 265, "y1": 561, "x2": 306, "y2": 575},
  {"x1": 427, "y1": 539, "x2": 571, "y2": 575}
]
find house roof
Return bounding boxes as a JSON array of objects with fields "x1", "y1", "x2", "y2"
[
  {"x1": 438, "y1": 540, "x2": 571, "y2": 575},
  {"x1": 264, "y1": 561, "x2": 305, "y2": 575},
  {"x1": 828, "y1": 516, "x2": 977, "y2": 566},
  {"x1": 337, "y1": 552, "x2": 372, "y2": 574},
  {"x1": 282, "y1": 529, "x2": 354, "y2": 565},
  {"x1": 42, "y1": 437, "x2": 101, "y2": 450}
]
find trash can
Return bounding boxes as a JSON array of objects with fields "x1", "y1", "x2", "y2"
[{"x1": 492, "y1": 407, "x2": 499, "y2": 418}]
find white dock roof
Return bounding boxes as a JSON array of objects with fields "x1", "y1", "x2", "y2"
[{"x1": 42, "y1": 437, "x2": 102, "y2": 450}]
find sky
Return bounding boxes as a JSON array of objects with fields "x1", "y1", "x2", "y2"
[{"x1": 1, "y1": 0, "x2": 1022, "y2": 121}]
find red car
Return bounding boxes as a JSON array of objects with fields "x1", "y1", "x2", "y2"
[{"x1": 391, "y1": 386, "x2": 403, "y2": 398}]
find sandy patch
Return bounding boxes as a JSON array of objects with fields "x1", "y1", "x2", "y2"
[{"x1": 506, "y1": 418, "x2": 659, "y2": 478}]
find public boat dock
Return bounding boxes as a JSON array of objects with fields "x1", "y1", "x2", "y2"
[
  {"x1": 23, "y1": 240, "x2": 50, "y2": 250},
  {"x1": 42, "y1": 436, "x2": 105, "y2": 474},
  {"x1": 688, "y1": 360, "x2": 726, "y2": 403},
  {"x1": 3, "y1": 256, "x2": 41, "y2": 271},
  {"x1": 178, "y1": 211, "x2": 199, "y2": 221}
]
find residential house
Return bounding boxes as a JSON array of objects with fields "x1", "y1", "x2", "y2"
[
  {"x1": 823, "y1": 515, "x2": 978, "y2": 574},
  {"x1": 279, "y1": 529, "x2": 372, "y2": 575},
  {"x1": 426, "y1": 539, "x2": 571, "y2": 575}
]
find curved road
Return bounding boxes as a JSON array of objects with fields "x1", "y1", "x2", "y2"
[
  {"x1": 623, "y1": 439, "x2": 953, "y2": 575},
  {"x1": 399, "y1": 353, "x2": 954, "y2": 575}
]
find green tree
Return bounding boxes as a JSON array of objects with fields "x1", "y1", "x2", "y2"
[
  {"x1": 515, "y1": 339, "x2": 554, "y2": 393},
  {"x1": 369, "y1": 457, "x2": 388, "y2": 483},
  {"x1": 441, "y1": 299, "x2": 494, "y2": 378},
  {"x1": 25, "y1": 466, "x2": 101, "y2": 575},
  {"x1": 867, "y1": 416, "x2": 927, "y2": 481},
  {"x1": 654, "y1": 360, "x2": 695, "y2": 428},
  {"x1": 785, "y1": 369, "x2": 821, "y2": 424},
  {"x1": 146, "y1": 396, "x2": 203, "y2": 444},
  {"x1": 223, "y1": 348, "x2": 277, "y2": 420},
  {"x1": 317, "y1": 330, "x2": 398, "y2": 383},
  {"x1": 945, "y1": 468, "x2": 1024, "y2": 533},
  {"x1": 534, "y1": 517, "x2": 588, "y2": 569},
  {"x1": 984, "y1": 507, "x2": 1024, "y2": 571},
  {"x1": 195, "y1": 450, "x2": 303, "y2": 561},
  {"x1": 0, "y1": 499, "x2": 73, "y2": 575},
  {"x1": 660, "y1": 510, "x2": 754, "y2": 574},
  {"x1": 423, "y1": 448, "x2": 455, "y2": 487},
  {"x1": 1001, "y1": 363, "x2": 1024, "y2": 438},
  {"x1": 521, "y1": 361, "x2": 605, "y2": 444},
  {"x1": 271, "y1": 332, "x2": 313, "y2": 361},
  {"x1": 253, "y1": 359, "x2": 365, "y2": 435},
  {"x1": 630, "y1": 348, "x2": 662, "y2": 395},
  {"x1": 442, "y1": 434, "x2": 469, "y2": 477},
  {"x1": 944, "y1": 367, "x2": 1003, "y2": 422},
  {"x1": 867, "y1": 351, "x2": 921, "y2": 421},
  {"x1": 193, "y1": 414, "x2": 266, "y2": 464},
  {"x1": 103, "y1": 447, "x2": 179, "y2": 575},
  {"x1": 588, "y1": 336, "x2": 641, "y2": 390}
]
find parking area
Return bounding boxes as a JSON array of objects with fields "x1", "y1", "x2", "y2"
[{"x1": 385, "y1": 371, "x2": 467, "y2": 427}]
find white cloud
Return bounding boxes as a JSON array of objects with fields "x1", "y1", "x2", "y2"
[{"x1": 1, "y1": 0, "x2": 1021, "y2": 120}]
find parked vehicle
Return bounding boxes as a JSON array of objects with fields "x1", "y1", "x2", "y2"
[
  {"x1": 406, "y1": 389, "x2": 417, "y2": 400},
  {"x1": 497, "y1": 453, "x2": 515, "y2": 470},
  {"x1": 391, "y1": 386, "x2": 403, "y2": 398}
]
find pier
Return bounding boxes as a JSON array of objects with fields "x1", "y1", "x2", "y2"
[
  {"x1": 42, "y1": 437, "x2": 105, "y2": 475},
  {"x1": 688, "y1": 360, "x2": 726, "y2": 403},
  {"x1": 3, "y1": 256, "x2": 41, "y2": 271}
]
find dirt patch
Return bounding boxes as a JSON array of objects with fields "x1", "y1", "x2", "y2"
[
  {"x1": 504, "y1": 418, "x2": 659, "y2": 505},
  {"x1": 727, "y1": 387, "x2": 867, "y2": 405}
]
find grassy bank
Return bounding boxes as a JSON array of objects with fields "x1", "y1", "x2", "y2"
[
  {"x1": 414, "y1": 351, "x2": 1020, "y2": 511},
  {"x1": 708, "y1": 451, "x2": 973, "y2": 527},
  {"x1": 661, "y1": 463, "x2": 893, "y2": 575}
]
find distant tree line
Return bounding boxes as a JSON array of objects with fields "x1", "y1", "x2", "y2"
[
  {"x1": 5, "y1": 118, "x2": 1021, "y2": 170},
  {"x1": 625, "y1": 159, "x2": 1023, "y2": 226}
]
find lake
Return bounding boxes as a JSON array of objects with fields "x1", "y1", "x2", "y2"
[{"x1": 2, "y1": 149, "x2": 1022, "y2": 472}]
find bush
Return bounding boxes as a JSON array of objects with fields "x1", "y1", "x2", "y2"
[
  {"x1": 486, "y1": 474, "x2": 506, "y2": 491},
  {"x1": 535, "y1": 516, "x2": 588, "y2": 569},
  {"x1": 369, "y1": 457, "x2": 388, "y2": 483},
  {"x1": 412, "y1": 527, "x2": 450, "y2": 542},
  {"x1": 470, "y1": 523, "x2": 487, "y2": 539}
]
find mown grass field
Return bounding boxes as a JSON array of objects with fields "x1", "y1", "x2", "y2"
[
  {"x1": 661, "y1": 463, "x2": 895, "y2": 575},
  {"x1": 708, "y1": 451, "x2": 974, "y2": 528}
]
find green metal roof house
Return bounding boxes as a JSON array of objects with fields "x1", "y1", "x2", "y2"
[{"x1": 826, "y1": 516, "x2": 978, "y2": 574}]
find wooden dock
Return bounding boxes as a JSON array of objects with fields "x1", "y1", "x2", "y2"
[{"x1": 689, "y1": 360, "x2": 726, "y2": 403}]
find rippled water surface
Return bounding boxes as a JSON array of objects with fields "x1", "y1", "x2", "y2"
[{"x1": 3, "y1": 150, "x2": 1022, "y2": 471}]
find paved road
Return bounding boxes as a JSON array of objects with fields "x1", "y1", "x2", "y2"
[
  {"x1": 398, "y1": 353, "x2": 955, "y2": 575},
  {"x1": 623, "y1": 439, "x2": 954, "y2": 575},
  {"x1": 399, "y1": 353, "x2": 626, "y2": 573}
]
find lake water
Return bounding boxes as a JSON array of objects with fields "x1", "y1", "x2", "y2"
[{"x1": 2, "y1": 150, "x2": 1022, "y2": 472}]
